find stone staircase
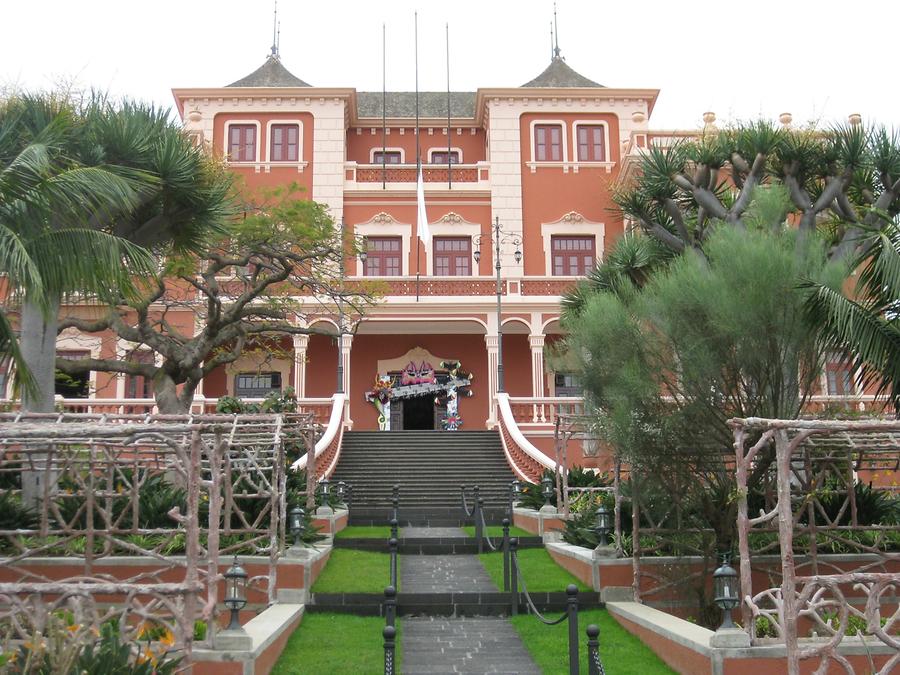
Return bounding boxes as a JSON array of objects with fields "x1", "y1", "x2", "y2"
[{"x1": 329, "y1": 430, "x2": 515, "y2": 525}]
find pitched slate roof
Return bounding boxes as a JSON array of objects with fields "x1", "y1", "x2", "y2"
[
  {"x1": 521, "y1": 56, "x2": 604, "y2": 88},
  {"x1": 356, "y1": 91, "x2": 476, "y2": 119},
  {"x1": 227, "y1": 55, "x2": 310, "y2": 87}
]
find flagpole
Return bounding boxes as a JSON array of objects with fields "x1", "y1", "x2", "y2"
[
  {"x1": 446, "y1": 22, "x2": 451, "y2": 190},
  {"x1": 415, "y1": 11, "x2": 420, "y2": 303},
  {"x1": 382, "y1": 22, "x2": 386, "y2": 190}
]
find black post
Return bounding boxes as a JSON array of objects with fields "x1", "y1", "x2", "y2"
[
  {"x1": 586, "y1": 624, "x2": 604, "y2": 675},
  {"x1": 389, "y1": 537, "x2": 398, "y2": 589},
  {"x1": 567, "y1": 584, "x2": 579, "y2": 675},
  {"x1": 392, "y1": 484, "x2": 400, "y2": 501},
  {"x1": 392, "y1": 496, "x2": 399, "y2": 524},
  {"x1": 390, "y1": 517, "x2": 399, "y2": 542},
  {"x1": 384, "y1": 585, "x2": 397, "y2": 628},
  {"x1": 475, "y1": 497, "x2": 484, "y2": 554},
  {"x1": 509, "y1": 537, "x2": 519, "y2": 616},
  {"x1": 502, "y1": 517, "x2": 510, "y2": 592},
  {"x1": 383, "y1": 624, "x2": 396, "y2": 675}
]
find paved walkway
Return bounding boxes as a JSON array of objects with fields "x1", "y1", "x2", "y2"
[
  {"x1": 399, "y1": 526, "x2": 540, "y2": 674},
  {"x1": 402, "y1": 527, "x2": 467, "y2": 538},
  {"x1": 402, "y1": 617, "x2": 541, "y2": 674},
  {"x1": 401, "y1": 554, "x2": 496, "y2": 593}
]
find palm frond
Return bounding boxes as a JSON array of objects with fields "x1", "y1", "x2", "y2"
[{"x1": 0, "y1": 309, "x2": 38, "y2": 399}]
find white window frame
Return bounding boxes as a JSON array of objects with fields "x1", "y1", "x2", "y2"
[
  {"x1": 265, "y1": 120, "x2": 304, "y2": 165},
  {"x1": 353, "y1": 217, "x2": 413, "y2": 277},
  {"x1": 369, "y1": 147, "x2": 406, "y2": 164},
  {"x1": 572, "y1": 121, "x2": 612, "y2": 164},
  {"x1": 424, "y1": 216, "x2": 482, "y2": 277},
  {"x1": 223, "y1": 120, "x2": 262, "y2": 164},
  {"x1": 427, "y1": 147, "x2": 464, "y2": 164},
  {"x1": 527, "y1": 120, "x2": 568, "y2": 172},
  {"x1": 55, "y1": 329, "x2": 102, "y2": 399},
  {"x1": 541, "y1": 213, "x2": 605, "y2": 276}
]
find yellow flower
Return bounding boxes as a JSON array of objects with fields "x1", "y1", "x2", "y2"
[{"x1": 159, "y1": 629, "x2": 176, "y2": 648}]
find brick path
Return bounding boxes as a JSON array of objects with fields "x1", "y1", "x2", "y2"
[{"x1": 399, "y1": 526, "x2": 540, "y2": 674}]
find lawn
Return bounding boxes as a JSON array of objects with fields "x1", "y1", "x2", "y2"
[
  {"x1": 461, "y1": 525, "x2": 533, "y2": 538},
  {"x1": 479, "y1": 548, "x2": 589, "y2": 592},
  {"x1": 272, "y1": 613, "x2": 398, "y2": 675},
  {"x1": 334, "y1": 525, "x2": 393, "y2": 539},
  {"x1": 311, "y1": 549, "x2": 394, "y2": 593},
  {"x1": 511, "y1": 608, "x2": 674, "y2": 674}
]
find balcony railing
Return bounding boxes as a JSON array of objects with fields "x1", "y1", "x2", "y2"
[
  {"x1": 345, "y1": 162, "x2": 489, "y2": 187},
  {"x1": 0, "y1": 396, "x2": 336, "y2": 425},
  {"x1": 507, "y1": 397, "x2": 585, "y2": 426}
]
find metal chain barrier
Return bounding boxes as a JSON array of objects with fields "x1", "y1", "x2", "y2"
[
  {"x1": 460, "y1": 484, "x2": 479, "y2": 517},
  {"x1": 478, "y1": 504, "x2": 500, "y2": 552},
  {"x1": 508, "y1": 538, "x2": 606, "y2": 675}
]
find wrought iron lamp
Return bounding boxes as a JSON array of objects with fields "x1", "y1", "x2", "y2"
[
  {"x1": 336, "y1": 481, "x2": 347, "y2": 504},
  {"x1": 713, "y1": 553, "x2": 739, "y2": 630},
  {"x1": 359, "y1": 239, "x2": 368, "y2": 265},
  {"x1": 541, "y1": 475, "x2": 554, "y2": 506},
  {"x1": 224, "y1": 556, "x2": 248, "y2": 630},
  {"x1": 473, "y1": 217, "x2": 522, "y2": 393},
  {"x1": 595, "y1": 504, "x2": 612, "y2": 547},
  {"x1": 288, "y1": 505, "x2": 305, "y2": 547},
  {"x1": 319, "y1": 478, "x2": 330, "y2": 500}
]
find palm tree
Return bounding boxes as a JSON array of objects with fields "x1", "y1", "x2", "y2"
[
  {"x1": 803, "y1": 223, "x2": 900, "y2": 412},
  {"x1": 0, "y1": 95, "x2": 155, "y2": 401},
  {"x1": 0, "y1": 92, "x2": 233, "y2": 410}
]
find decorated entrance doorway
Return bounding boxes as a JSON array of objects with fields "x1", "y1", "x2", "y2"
[{"x1": 366, "y1": 347, "x2": 473, "y2": 431}]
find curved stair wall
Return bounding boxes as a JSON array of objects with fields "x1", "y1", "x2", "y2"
[
  {"x1": 290, "y1": 393, "x2": 346, "y2": 478},
  {"x1": 495, "y1": 393, "x2": 556, "y2": 483}
]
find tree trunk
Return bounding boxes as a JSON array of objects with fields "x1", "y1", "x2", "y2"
[
  {"x1": 153, "y1": 372, "x2": 193, "y2": 414},
  {"x1": 19, "y1": 296, "x2": 60, "y2": 413},
  {"x1": 19, "y1": 295, "x2": 60, "y2": 510}
]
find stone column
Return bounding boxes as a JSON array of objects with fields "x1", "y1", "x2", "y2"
[
  {"x1": 529, "y1": 335, "x2": 546, "y2": 398},
  {"x1": 485, "y1": 335, "x2": 499, "y2": 425},
  {"x1": 341, "y1": 334, "x2": 353, "y2": 424},
  {"x1": 292, "y1": 334, "x2": 309, "y2": 398}
]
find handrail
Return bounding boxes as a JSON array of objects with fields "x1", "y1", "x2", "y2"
[
  {"x1": 290, "y1": 393, "x2": 346, "y2": 474},
  {"x1": 496, "y1": 393, "x2": 556, "y2": 482}
]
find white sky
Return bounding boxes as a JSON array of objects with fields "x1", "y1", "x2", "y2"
[{"x1": 3, "y1": 0, "x2": 898, "y2": 130}]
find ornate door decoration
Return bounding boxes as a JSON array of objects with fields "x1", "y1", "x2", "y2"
[{"x1": 365, "y1": 351, "x2": 473, "y2": 431}]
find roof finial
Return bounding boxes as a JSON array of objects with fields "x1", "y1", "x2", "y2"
[
  {"x1": 270, "y1": 0, "x2": 279, "y2": 58},
  {"x1": 553, "y1": 2, "x2": 561, "y2": 59}
]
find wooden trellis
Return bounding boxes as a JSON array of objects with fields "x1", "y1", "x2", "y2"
[
  {"x1": 0, "y1": 412, "x2": 315, "y2": 660},
  {"x1": 731, "y1": 417, "x2": 900, "y2": 675}
]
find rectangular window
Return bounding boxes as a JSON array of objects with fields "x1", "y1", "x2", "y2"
[
  {"x1": 55, "y1": 351, "x2": 91, "y2": 398},
  {"x1": 554, "y1": 372, "x2": 583, "y2": 397},
  {"x1": 373, "y1": 151, "x2": 402, "y2": 164},
  {"x1": 364, "y1": 237, "x2": 402, "y2": 277},
  {"x1": 125, "y1": 350, "x2": 155, "y2": 399},
  {"x1": 577, "y1": 125, "x2": 606, "y2": 162},
  {"x1": 825, "y1": 358, "x2": 855, "y2": 395},
  {"x1": 235, "y1": 372, "x2": 282, "y2": 398},
  {"x1": 551, "y1": 236, "x2": 597, "y2": 276},
  {"x1": 534, "y1": 124, "x2": 562, "y2": 162},
  {"x1": 228, "y1": 124, "x2": 257, "y2": 162},
  {"x1": 431, "y1": 151, "x2": 460, "y2": 164},
  {"x1": 270, "y1": 124, "x2": 299, "y2": 162},
  {"x1": 434, "y1": 237, "x2": 471, "y2": 276}
]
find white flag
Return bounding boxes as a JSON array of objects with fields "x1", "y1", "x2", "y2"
[{"x1": 417, "y1": 165, "x2": 431, "y2": 247}]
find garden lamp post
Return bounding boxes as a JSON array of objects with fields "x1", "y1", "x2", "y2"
[
  {"x1": 541, "y1": 475, "x2": 553, "y2": 506},
  {"x1": 224, "y1": 556, "x2": 248, "y2": 631},
  {"x1": 317, "y1": 478, "x2": 334, "y2": 516},
  {"x1": 288, "y1": 505, "x2": 305, "y2": 547},
  {"x1": 337, "y1": 481, "x2": 347, "y2": 505},
  {"x1": 713, "y1": 554, "x2": 739, "y2": 630},
  {"x1": 473, "y1": 217, "x2": 522, "y2": 394},
  {"x1": 595, "y1": 504, "x2": 612, "y2": 547},
  {"x1": 508, "y1": 479, "x2": 522, "y2": 517}
]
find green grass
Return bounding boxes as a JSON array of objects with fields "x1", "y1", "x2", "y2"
[
  {"x1": 462, "y1": 525, "x2": 533, "y2": 538},
  {"x1": 272, "y1": 613, "x2": 399, "y2": 675},
  {"x1": 311, "y1": 549, "x2": 393, "y2": 593},
  {"x1": 479, "y1": 548, "x2": 589, "y2": 592},
  {"x1": 511, "y1": 609, "x2": 675, "y2": 675},
  {"x1": 334, "y1": 525, "x2": 393, "y2": 539}
]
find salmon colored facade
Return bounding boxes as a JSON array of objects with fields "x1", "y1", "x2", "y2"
[{"x1": 3, "y1": 51, "x2": 885, "y2": 464}]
